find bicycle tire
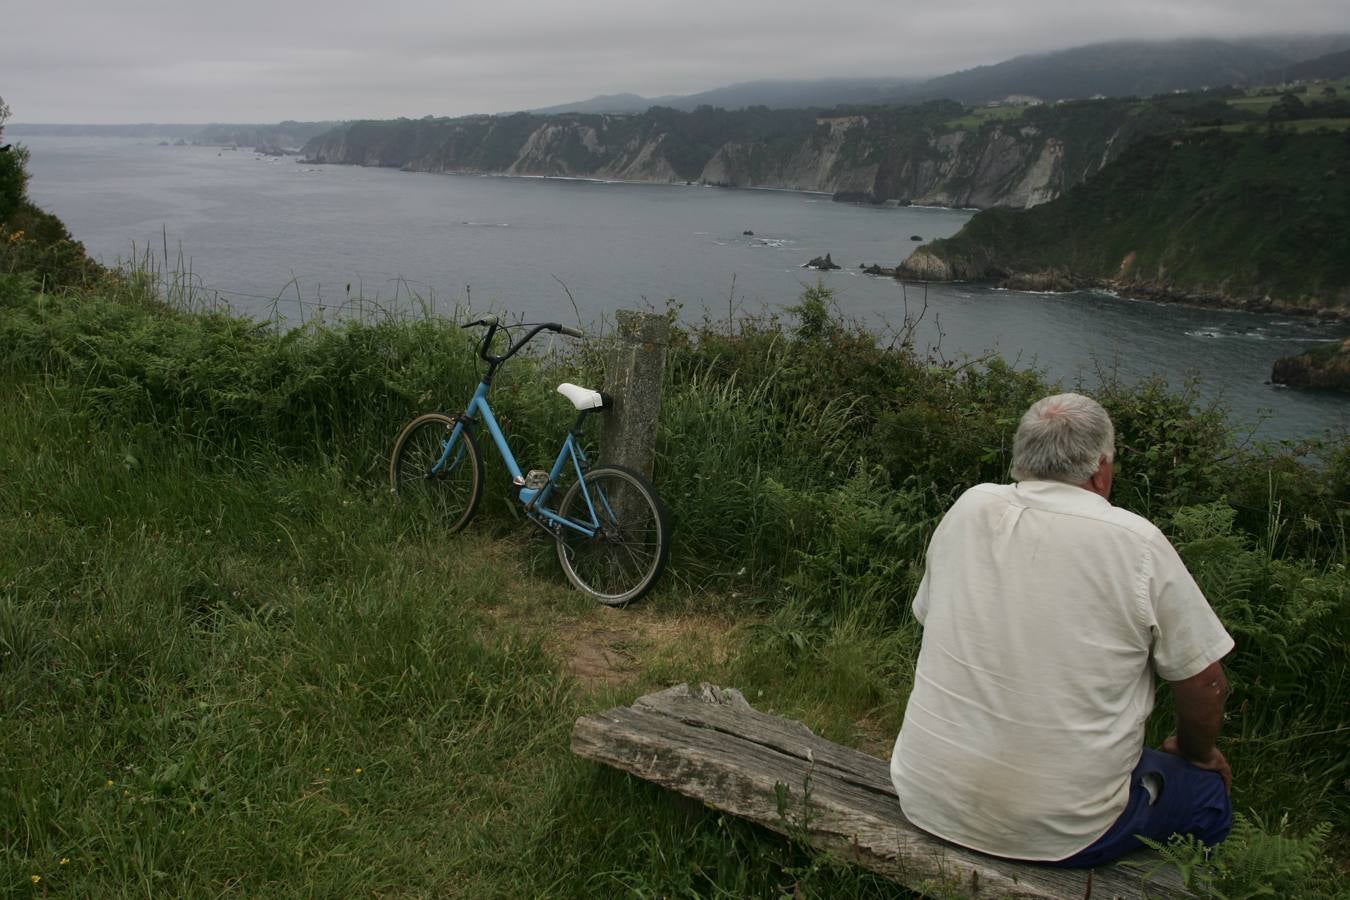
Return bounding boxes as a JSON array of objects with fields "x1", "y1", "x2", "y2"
[
  {"x1": 554, "y1": 465, "x2": 670, "y2": 606},
  {"x1": 389, "y1": 413, "x2": 483, "y2": 533}
]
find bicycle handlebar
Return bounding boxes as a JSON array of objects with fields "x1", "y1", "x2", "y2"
[{"x1": 462, "y1": 316, "x2": 584, "y2": 368}]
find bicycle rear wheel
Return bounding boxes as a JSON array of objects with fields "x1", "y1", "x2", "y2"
[
  {"x1": 389, "y1": 413, "x2": 483, "y2": 533},
  {"x1": 554, "y1": 465, "x2": 670, "y2": 605}
]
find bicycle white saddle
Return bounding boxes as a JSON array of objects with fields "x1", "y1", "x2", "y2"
[{"x1": 556, "y1": 382, "x2": 609, "y2": 410}]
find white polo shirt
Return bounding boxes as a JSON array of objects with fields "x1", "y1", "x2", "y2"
[{"x1": 889, "y1": 480, "x2": 1234, "y2": 861}]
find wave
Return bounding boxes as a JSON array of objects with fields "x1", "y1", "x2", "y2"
[
  {"x1": 990, "y1": 287, "x2": 1077, "y2": 296},
  {"x1": 1183, "y1": 328, "x2": 1339, "y2": 342}
]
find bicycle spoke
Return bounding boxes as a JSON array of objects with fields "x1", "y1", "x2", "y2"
[
  {"x1": 555, "y1": 467, "x2": 669, "y2": 605},
  {"x1": 390, "y1": 414, "x2": 482, "y2": 533}
]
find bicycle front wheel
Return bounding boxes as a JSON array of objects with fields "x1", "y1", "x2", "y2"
[
  {"x1": 389, "y1": 413, "x2": 483, "y2": 533},
  {"x1": 555, "y1": 465, "x2": 670, "y2": 605}
]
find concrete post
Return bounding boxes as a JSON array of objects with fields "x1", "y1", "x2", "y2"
[{"x1": 600, "y1": 310, "x2": 670, "y2": 480}]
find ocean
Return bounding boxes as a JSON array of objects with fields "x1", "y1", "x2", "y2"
[{"x1": 19, "y1": 134, "x2": 1348, "y2": 441}]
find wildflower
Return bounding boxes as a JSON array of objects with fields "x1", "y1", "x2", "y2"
[
  {"x1": 354, "y1": 767, "x2": 362, "y2": 774},
  {"x1": 30, "y1": 875, "x2": 40, "y2": 883},
  {"x1": 60, "y1": 858, "x2": 69, "y2": 866},
  {"x1": 106, "y1": 779, "x2": 113, "y2": 787}
]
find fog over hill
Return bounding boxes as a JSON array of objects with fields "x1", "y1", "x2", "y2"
[
  {"x1": 531, "y1": 34, "x2": 1350, "y2": 114},
  {"x1": 528, "y1": 78, "x2": 922, "y2": 115},
  {"x1": 12, "y1": 33, "x2": 1350, "y2": 134}
]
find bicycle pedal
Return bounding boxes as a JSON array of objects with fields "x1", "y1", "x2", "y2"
[{"x1": 523, "y1": 469, "x2": 549, "y2": 490}]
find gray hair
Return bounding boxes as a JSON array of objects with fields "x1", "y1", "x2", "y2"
[{"x1": 1010, "y1": 393, "x2": 1115, "y2": 484}]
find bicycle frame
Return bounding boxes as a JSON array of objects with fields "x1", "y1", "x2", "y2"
[{"x1": 434, "y1": 380, "x2": 605, "y2": 538}]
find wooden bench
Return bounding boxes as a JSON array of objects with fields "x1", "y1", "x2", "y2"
[{"x1": 571, "y1": 683, "x2": 1190, "y2": 899}]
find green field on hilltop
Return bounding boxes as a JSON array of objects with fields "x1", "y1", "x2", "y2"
[
  {"x1": 942, "y1": 103, "x2": 1030, "y2": 130},
  {"x1": 1227, "y1": 77, "x2": 1350, "y2": 115},
  {"x1": 1198, "y1": 117, "x2": 1350, "y2": 134}
]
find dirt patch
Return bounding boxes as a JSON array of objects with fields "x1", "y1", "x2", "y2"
[
  {"x1": 852, "y1": 714, "x2": 897, "y2": 760},
  {"x1": 557, "y1": 622, "x2": 641, "y2": 687},
  {"x1": 550, "y1": 607, "x2": 739, "y2": 689}
]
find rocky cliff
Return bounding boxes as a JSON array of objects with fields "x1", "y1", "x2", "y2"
[
  {"x1": 1271, "y1": 339, "x2": 1350, "y2": 393},
  {"x1": 301, "y1": 99, "x2": 1193, "y2": 210},
  {"x1": 896, "y1": 129, "x2": 1350, "y2": 317}
]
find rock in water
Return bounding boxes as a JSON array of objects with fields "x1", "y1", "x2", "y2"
[
  {"x1": 804, "y1": 253, "x2": 841, "y2": 270},
  {"x1": 1270, "y1": 339, "x2": 1350, "y2": 393}
]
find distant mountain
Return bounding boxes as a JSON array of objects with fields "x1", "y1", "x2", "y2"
[
  {"x1": 1240, "y1": 33, "x2": 1350, "y2": 63},
  {"x1": 905, "y1": 39, "x2": 1291, "y2": 104},
  {"x1": 652, "y1": 77, "x2": 920, "y2": 111},
  {"x1": 1264, "y1": 48, "x2": 1350, "y2": 83},
  {"x1": 531, "y1": 34, "x2": 1350, "y2": 114},
  {"x1": 528, "y1": 78, "x2": 920, "y2": 115},
  {"x1": 530, "y1": 93, "x2": 675, "y2": 115}
]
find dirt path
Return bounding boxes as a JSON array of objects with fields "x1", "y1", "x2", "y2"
[{"x1": 550, "y1": 606, "x2": 738, "y2": 689}]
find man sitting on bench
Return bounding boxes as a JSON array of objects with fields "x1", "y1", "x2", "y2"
[{"x1": 890, "y1": 392, "x2": 1234, "y2": 867}]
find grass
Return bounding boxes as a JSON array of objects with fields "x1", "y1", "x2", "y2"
[
  {"x1": 0, "y1": 268, "x2": 1346, "y2": 896},
  {"x1": 1225, "y1": 78, "x2": 1350, "y2": 115},
  {"x1": 1196, "y1": 117, "x2": 1350, "y2": 134},
  {"x1": 0, "y1": 371, "x2": 916, "y2": 897},
  {"x1": 942, "y1": 104, "x2": 1030, "y2": 131}
]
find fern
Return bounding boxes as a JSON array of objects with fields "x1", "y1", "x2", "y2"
[{"x1": 1142, "y1": 813, "x2": 1340, "y2": 899}]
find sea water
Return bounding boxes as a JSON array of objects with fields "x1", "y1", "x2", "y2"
[{"x1": 19, "y1": 135, "x2": 1348, "y2": 441}]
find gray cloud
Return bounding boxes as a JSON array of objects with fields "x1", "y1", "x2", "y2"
[{"x1": 3, "y1": 0, "x2": 1347, "y2": 122}]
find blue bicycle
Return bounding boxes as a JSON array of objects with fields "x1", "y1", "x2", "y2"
[{"x1": 389, "y1": 315, "x2": 670, "y2": 605}]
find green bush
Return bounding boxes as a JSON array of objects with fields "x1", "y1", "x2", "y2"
[{"x1": 0, "y1": 97, "x2": 26, "y2": 222}]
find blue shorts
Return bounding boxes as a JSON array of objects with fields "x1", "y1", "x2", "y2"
[{"x1": 1051, "y1": 747, "x2": 1233, "y2": 868}]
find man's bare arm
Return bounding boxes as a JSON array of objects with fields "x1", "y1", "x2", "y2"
[{"x1": 1162, "y1": 660, "x2": 1232, "y2": 790}]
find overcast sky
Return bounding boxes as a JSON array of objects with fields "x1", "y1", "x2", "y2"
[{"x1": 3, "y1": 0, "x2": 1347, "y2": 123}]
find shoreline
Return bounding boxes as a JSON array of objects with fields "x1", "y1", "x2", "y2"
[
  {"x1": 1082, "y1": 276, "x2": 1349, "y2": 324},
  {"x1": 890, "y1": 257, "x2": 1350, "y2": 324},
  {"x1": 303, "y1": 157, "x2": 907, "y2": 204}
]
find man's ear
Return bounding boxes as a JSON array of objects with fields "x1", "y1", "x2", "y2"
[{"x1": 1087, "y1": 455, "x2": 1113, "y2": 499}]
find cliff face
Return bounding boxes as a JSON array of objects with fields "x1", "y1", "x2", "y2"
[
  {"x1": 301, "y1": 105, "x2": 1139, "y2": 210},
  {"x1": 896, "y1": 130, "x2": 1350, "y2": 316}
]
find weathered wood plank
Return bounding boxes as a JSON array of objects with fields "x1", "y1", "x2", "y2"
[{"x1": 571, "y1": 683, "x2": 1190, "y2": 900}]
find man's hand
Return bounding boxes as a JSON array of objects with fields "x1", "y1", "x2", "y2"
[{"x1": 1161, "y1": 734, "x2": 1233, "y2": 792}]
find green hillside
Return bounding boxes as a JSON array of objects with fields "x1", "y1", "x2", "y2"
[{"x1": 903, "y1": 127, "x2": 1350, "y2": 312}]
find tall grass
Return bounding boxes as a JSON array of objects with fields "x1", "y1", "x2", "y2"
[
  {"x1": 0, "y1": 373, "x2": 923, "y2": 897},
  {"x1": 1, "y1": 267, "x2": 1346, "y2": 894}
]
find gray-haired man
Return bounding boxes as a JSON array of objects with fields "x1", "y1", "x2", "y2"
[{"x1": 890, "y1": 392, "x2": 1233, "y2": 867}]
